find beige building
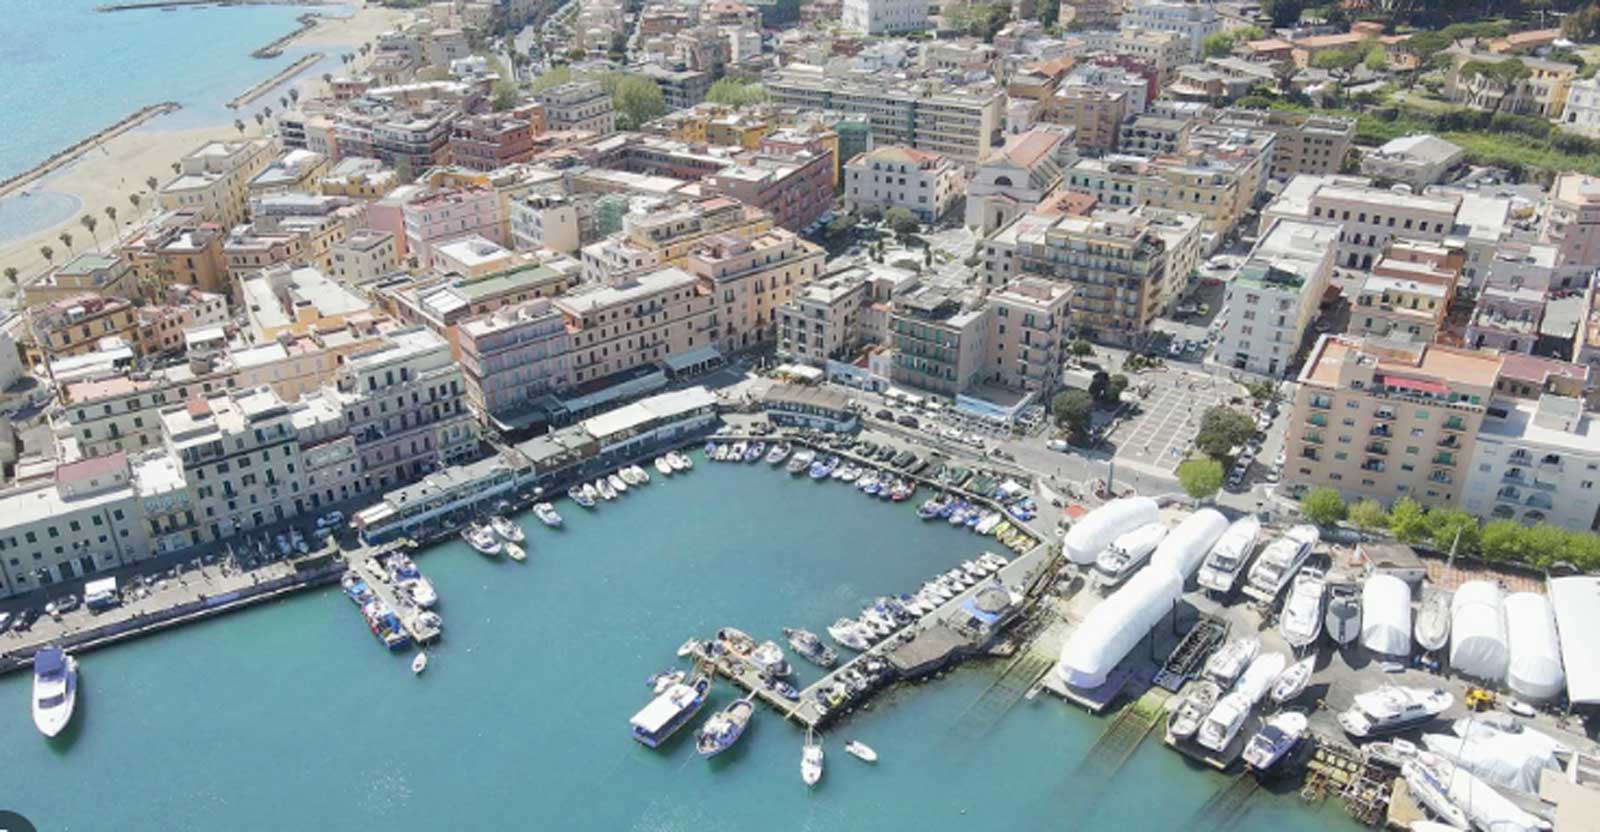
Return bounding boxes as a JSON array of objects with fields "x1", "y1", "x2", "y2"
[
  {"x1": 1293, "y1": 180, "x2": 1462, "y2": 271},
  {"x1": 984, "y1": 277, "x2": 1070, "y2": 394},
  {"x1": 684, "y1": 229, "x2": 825, "y2": 353},
  {"x1": 0, "y1": 453, "x2": 153, "y2": 596},
  {"x1": 765, "y1": 68, "x2": 1005, "y2": 164},
  {"x1": 1214, "y1": 108, "x2": 1355, "y2": 179},
  {"x1": 237, "y1": 265, "x2": 374, "y2": 341},
  {"x1": 157, "y1": 139, "x2": 275, "y2": 230},
  {"x1": 1286, "y1": 335, "x2": 1499, "y2": 507},
  {"x1": 580, "y1": 197, "x2": 771, "y2": 282},
  {"x1": 554, "y1": 267, "x2": 716, "y2": 388},
  {"x1": 777, "y1": 272, "x2": 871, "y2": 366},
  {"x1": 889, "y1": 286, "x2": 989, "y2": 396},
  {"x1": 844, "y1": 146, "x2": 967, "y2": 224},
  {"x1": 329, "y1": 230, "x2": 399, "y2": 289},
  {"x1": 26, "y1": 254, "x2": 138, "y2": 307},
  {"x1": 160, "y1": 387, "x2": 309, "y2": 542},
  {"x1": 1349, "y1": 274, "x2": 1451, "y2": 344},
  {"x1": 1043, "y1": 86, "x2": 1129, "y2": 153}
]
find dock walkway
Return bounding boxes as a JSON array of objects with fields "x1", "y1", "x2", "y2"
[{"x1": 348, "y1": 550, "x2": 440, "y2": 645}]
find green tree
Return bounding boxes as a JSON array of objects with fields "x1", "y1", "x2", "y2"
[
  {"x1": 611, "y1": 74, "x2": 667, "y2": 129},
  {"x1": 1300, "y1": 487, "x2": 1347, "y2": 526},
  {"x1": 1194, "y1": 406, "x2": 1256, "y2": 460},
  {"x1": 884, "y1": 207, "x2": 920, "y2": 237},
  {"x1": 1363, "y1": 45, "x2": 1388, "y2": 72},
  {"x1": 706, "y1": 78, "x2": 767, "y2": 107},
  {"x1": 1426, "y1": 508, "x2": 1479, "y2": 555},
  {"x1": 1264, "y1": 0, "x2": 1302, "y2": 28},
  {"x1": 3, "y1": 267, "x2": 17, "y2": 294},
  {"x1": 492, "y1": 86, "x2": 520, "y2": 111},
  {"x1": 1177, "y1": 458, "x2": 1224, "y2": 502},
  {"x1": 1348, "y1": 499, "x2": 1388, "y2": 536},
  {"x1": 1479, "y1": 519, "x2": 1526, "y2": 562},
  {"x1": 1107, "y1": 373, "x2": 1129, "y2": 405},
  {"x1": 859, "y1": 204, "x2": 883, "y2": 224},
  {"x1": 1387, "y1": 497, "x2": 1428, "y2": 543},
  {"x1": 1051, "y1": 389, "x2": 1094, "y2": 438},
  {"x1": 1068, "y1": 339, "x2": 1094, "y2": 357},
  {"x1": 530, "y1": 65, "x2": 573, "y2": 91}
]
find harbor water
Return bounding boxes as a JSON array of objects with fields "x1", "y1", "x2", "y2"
[{"x1": 0, "y1": 459, "x2": 1358, "y2": 830}]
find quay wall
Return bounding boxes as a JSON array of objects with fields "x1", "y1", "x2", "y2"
[
  {"x1": 0, "y1": 102, "x2": 180, "y2": 199},
  {"x1": 252, "y1": 12, "x2": 321, "y2": 58},
  {"x1": 228, "y1": 53, "x2": 322, "y2": 109}
]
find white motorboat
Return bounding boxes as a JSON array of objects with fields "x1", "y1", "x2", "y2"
[
  {"x1": 978, "y1": 552, "x2": 1009, "y2": 572},
  {"x1": 783, "y1": 627, "x2": 838, "y2": 668},
  {"x1": 1168, "y1": 680, "x2": 1221, "y2": 740},
  {"x1": 786, "y1": 449, "x2": 814, "y2": 475},
  {"x1": 1338, "y1": 686, "x2": 1454, "y2": 738},
  {"x1": 462, "y1": 523, "x2": 502, "y2": 556},
  {"x1": 669, "y1": 452, "x2": 692, "y2": 471},
  {"x1": 1243, "y1": 712, "x2": 1308, "y2": 774},
  {"x1": 828, "y1": 618, "x2": 874, "y2": 651},
  {"x1": 750, "y1": 641, "x2": 792, "y2": 677},
  {"x1": 1414, "y1": 590, "x2": 1450, "y2": 653},
  {"x1": 581, "y1": 482, "x2": 600, "y2": 504},
  {"x1": 1279, "y1": 567, "x2": 1326, "y2": 648},
  {"x1": 1402, "y1": 754, "x2": 1473, "y2": 831},
  {"x1": 504, "y1": 542, "x2": 526, "y2": 562},
  {"x1": 801, "y1": 729, "x2": 824, "y2": 787},
  {"x1": 1270, "y1": 656, "x2": 1315, "y2": 704},
  {"x1": 647, "y1": 669, "x2": 685, "y2": 694},
  {"x1": 1203, "y1": 637, "x2": 1260, "y2": 685},
  {"x1": 1197, "y1": 515, "x2": 1261, "y2": 594},
  {"x1": 608, "y1": 473, "x2": 629, "y2": 493},
  {"x1": 1245, "y1": 525, "x2": 1320, "y2": 599},
  {"x1": 1093, "y1": 522, "x2": 1168, "y2": 589},
  {"x1": 766, "y1": 443, "x2": 792, "y2": 465},
  {"x1": 845, "y1": 740, "x2": 878, "y2": 763},
  {"x1": 1197, "y1": 694, "x2": 1252, "y2": 753},
  {"x1": 533, "y1": 502, "x2": 563, "y2": 528},
  {"x1": 595, "y1": 478, "x2": 617, "y2": 500},
  {"x1": 631, "y1": 674, "x2": 711, "y2": 748},
  {"x1": 412, "y1": 652, "x2": 428, "y2": 674},
  {"x1": 31, "y1": 646, "x2": 77, "y2": 738},
  {"x1": 489, "y1": 515, "x2": 524, "y2": 543},
  {"x1": 655, "y1": 456, "x2": 675, "y2": 476},
  {"x1": 628, "y1": 464, "x2": 650, "y2": 484},
  {"x1": 1325, "y1": 582, "x2": 1362, "y2": 646}
]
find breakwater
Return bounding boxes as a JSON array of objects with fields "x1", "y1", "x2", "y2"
[
  {"x1": 0, "y1": 102, "x2": 180, "y2": 199},
  {"x1": 227, "y1": 52, "x2": 322, "y2": 108},
  {"x1": 252, "y1": 11, "x2": 320, "y2": 58}
]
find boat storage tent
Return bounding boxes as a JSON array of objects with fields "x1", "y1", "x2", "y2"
[
  {"x1": 1361, "y1": 574, "x2": 1411, "y2": 658},
  {"x1": 1055, "y1": 566, "x2": 1182, "y2": 689},
  {"x1": 1063, "y1": 497, "x2": 1159, "y2": 565},
  {"x1": 1149, "y1": 509, "x2": 1229, "y2": 580},
  {"x1": 1504, "y1": 592, "x2": 1566, "y2": 702},
  {"x1": 1450, "y1": 580, "x2": 1509, "y2": 683},
  {"x1": 1549, "y1": 576, "x2": 1600, "y2": 705}
]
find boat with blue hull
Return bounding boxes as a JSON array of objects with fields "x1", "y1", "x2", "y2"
[
  {"x1": 696, "y1": 694, "x2": 756, "y2": 758},
  {"x1": 630, "y1": 673, "x2": 711, "y2": 748}
]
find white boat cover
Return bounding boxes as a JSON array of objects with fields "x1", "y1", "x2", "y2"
[
  {"x1": 1361, "y1": 574, "x2": 1412, "y2": 658},
  {"x1": 1450, "y1": 581, "x2": 1508, "y2": 683},
  {"x1": 1055, "y1": 566, "x2": 1183, "y2": 688},
  {"x1": 1451, "y1": 717, "x2": 1573, "y2": 759},
  {"x1": 1503, "y1": 592, "x2": 1565, "y2": 703},
  {"x1": 1439, "y1": 757, "x2": 1551, "y2": 832},
  {"x1": 1423, "y1": 731, "x2": 1559, "y2": 794},
  {"x1": 1064, "y1": 497, "x2": 1160, "y2": 565},
  {"x1": 1149, "y1": 509, "x2": 1229, "y2": 579},
  {"x1": 1548, "y1": 576, "x2": 1600, "y2": 705}
]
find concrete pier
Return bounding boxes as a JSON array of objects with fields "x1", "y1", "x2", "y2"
[{"x1": 347, "y1": 548, "x2": 441, "y2": 646}]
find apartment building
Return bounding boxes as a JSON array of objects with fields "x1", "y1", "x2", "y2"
[
  {"x1": 553, "y1": 267, "x2": 716, "y2": 388},
  {"x1": 1044, "y1": 86, "x2": 1129, "y2": 152},
  {"x1": 1214, "y1": 218, "x2": 1338, "y2": 377},
  {"x1": 458, "y1": 298, "x2": 573, "y2": 428},
  {"x1": 118, "y1": 213, "x2": 230, "y2": 298},
  {"x1": 984, "y1": 277, "x2": 1070, "y2": 394},
  {"x1": 637, "y1": 64, "x2": 713, "y2": 111},
  {"x1": 1465, "y1": 284, "x2": 1545, "y2": 354},
  {"x1": 448, "y1": 109, "x2": 543, "y2": 171},
  {"x1": 1360, "y1": 134, "x2": 1466, "y2": 191},
  {"x1": 509, "y1": 193, "x2": 582, "y2": 254},
  {"x1": 765, "y1": 69, "x2": 1004, "y2": 164},
  {"x1": 1350, "y1": 274, "x2": 1451, "y2": 345},
  {"x1": 701, "y1": 150, "x2": 834, "y2": 233},
  {"x1": 247, "y1": 149, "x2": 328, "y2": 196},
  {"x1": 238, "y1": 265, "x2": 373, "y2": 341},
  {"x1": 329, "y1": 230, "x2": 400, "y2": 288},
  {"x1": 160, "y1": 387, "x2": 308, "y2": 542},
  {"x1": 1560, "y1": 75, "x2": 1600, "y2": 136},
  {"x1": 222, "y1": 194, "x2": 364, "y2": 282},
  {"x1": 157, "y1": 139, "x2": 275, "y2": 229},
  {"x1": 1541, "y1": 172, "x2": 1600, "y2": 287},
  {"x1": 965, "y1": 127, "x2": 1073, "y2": 236},
  {"x1": 579, "y1": 197, "x2": 770, "y2": 282},
  {"x1": 841, "y1": 0, "x2": 928, "y2": 34},
  {"x1": 844, "y1": 145, "x2": 966, "y2": 223},
  {"x1": 1286, "y1": 335, "x2": 1498, "y2": 507},
  {"x1": 889, "y1": 286, "x2": 988, "y2": 396},
  {"x1": 1463, "y1": 354, "x2": 1600, "y2": 530},
  {"x1": 0, "y1": 453, "x2": 153, "y2": 596},
  {"x1": 684, "y1": 229, "x2": 825, "y2": 352},
  {"x1": 27, "y1": 254, "x2": 138, "y2": 307},
  {"x1": 1214, "y1": 108, "x2": 1355, "y2": 179},
  {"x1": 1120, "y1": 0, "x2": 1219, "y2": 57},
  {"x1": 318, "y1": 157, "x2": 400, "y2": 200},
  {"x1": 1080, "y1": 27, "x2": 1188, "y2": 81},
  {"x1": 1444, "y1": 49, "x2": 1574, "y2": 119},
  {"x1": 536, "y1": 81, "x2": 616, "y2": 135},
  {"x1": 1118, "y1": 113, "x2": 1192, "y2": 157},
  {"x1": 401, "y1": 187, "x2": 503, "y2": 270},
  {"x1": 25, "y1": 294, "x2": 142, "y2": 366},
  {"x1": 332, "y1": 327, "x2": 480, "y2": 493},
  {"x1": 776, "y1": 273, "x2": 871, "y2": 366},
  {"x1": 1302, "y1": 181, "x2": 1461, "y2": 270}
]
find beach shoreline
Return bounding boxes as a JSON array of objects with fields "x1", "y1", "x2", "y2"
[{"x1": 0, "y1": 2, "x2": 408, "y2": 286}]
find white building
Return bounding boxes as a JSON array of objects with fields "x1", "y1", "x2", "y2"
[
  {"x1": 1464, "y1": 390, "x2": 1600, "y2": 531},
  {"x1": 510, "y1": 193, "x2": 582, "y2": 254},
  {"x1": 1561, "y1": 75, "x2": 1600, "y2": 137},
  {"x1": 841, "y1": 0, "x2": 930, "y2": 35},
  {"x1": 845, "y1": 145, "x2": 966, "y2": 223},
  {"x1": 1213, "y1": 218, "x2": 1340, "y2": 377},
  {"x1": 1360, "y1": 135, "x2": 1466, "y2": 191},
  {"x1": 965, "y1": 127, "x2": 1074, "y2": 235},
  {"x1": 1119, "y1": 0, "x2": 1220, "y2": 58},
  {"x1": 536, "y1": 81, "x2": 616, "y2": 135}
]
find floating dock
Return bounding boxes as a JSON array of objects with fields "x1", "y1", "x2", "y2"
[{"x1": 349, "y1": 552, "x2": 440, "y2": 645}]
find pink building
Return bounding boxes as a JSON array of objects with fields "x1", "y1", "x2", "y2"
[{"x1": 401, "y1": 187, "x2": 504, "y2": 270}]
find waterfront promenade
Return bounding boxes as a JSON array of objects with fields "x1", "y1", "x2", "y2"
[{"x1": 0, "y1": 103, "x2": 180, "y2": 199}]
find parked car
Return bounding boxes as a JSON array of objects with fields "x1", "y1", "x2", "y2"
[
  {"x1": 875, "y1": 409, "x2": 895, "y2": 421},
  {"x1": 897, "y1": 414, "x2": 920, "y2": 429},
  {"x1": 316, "y1": 510, "x2": 345, "y2": 529},
  {"x1": 1046, "y1": 439, "x2": 1070, "y2": 452}
]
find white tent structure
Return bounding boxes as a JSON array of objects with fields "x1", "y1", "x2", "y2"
[
  {"x1": 1504, "y1": 592, "x2": 1565, "y2": 702},
  {"x1": 1548, "y1": 576, "x2": 1600, "y2": 706},
  {"x1": 1063, "y1": 497, "x2": 1160, "y2": 565},
  {"x1": 1361, "y1": 574, "x2": 1412, "y2": 658},
  {"x1": 1450, "y1": 581, "x2": 1508, "y2": 683},
  {"x1": 1055, "y1": 566, "x2": 1183, "y2": 688},
  {"x1": 1149, "y1": 509, "x2": 1229, "y2": 579}
]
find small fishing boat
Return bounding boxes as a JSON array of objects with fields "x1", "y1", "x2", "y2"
[
  {"x1": 412, "y1": 652, "x2": 428, "y2": 674},
  {"x1": 581, "y1": 482, "x2": 600, "y2": 503},
  {"x1": 655, "y1": 456, "x2": 675, "y2": 476},
  {"x1": 1414, "y1": 590, "x2": 1450, "y2": 653},
  {"x1": 978, "y1": 552, "x2": 1009, "y2": 571},
  {"x1": 715, "y1": 627, "x2": 757, "y2": 656},
  {"x1": 768, "y1": 678, "x2": 800, "y2": 701},
  {"x1": 918, "y1": 498, "x2": 945, "y2": 520},
  {"x1": 646, "y1": 669, "x2": 685, "y2": 694},
  {"x1": 845, "y1": 740, "x2": 877, "y2": 763},
  {"x1": 462, "y1": 523, "x2": 502, "y2": 556},
  {"x1": 676, "y1": 639, "x2": 700, "y2": 658},
  {"x1": 1243, "y1": 712, "x2": 1308, "y2": 775},
  {"x1": 783, "y1": 627, "x2": 838, "y2": 667},
  {"x1": 1325, "y1": 582, "x2": 1362, "y2": 647},
  {"x1": 608, "y1": 473, "x2": 629, "y2": 493},
  {"x1": 1203, "y1": 637, "x2": 1260, "y2": 685},
  {"x1": 568, "y1": 485, "x2": 596, "y2": 509},
  {"x1": 504, "y1": 542, "x2": 526, "y2": 562},
  {"x1": 696, "y1": 695, "x2": 756, "y2": 758},
  {"x1": 628, "y1": 464, "x2": 651, "y2": 484},
  {"x1": 596, "y1": 478, "x2": 617, "y2": 501},
  {"x1": 729, "y1": 441, "x2": 747, "y2": 461},
  {"x1": 751, "y1": 641, "x2": 792, "y2": 677},
  {"x1": 533, "y1": 502, "x2": 563, "y2": 528},
  {"x1": 631, "y1": 673, "x2": 711, "y2": 748},
  {"x1": 1270, "y1": 655, "x2": 1315, "y2": 704},
  {"x1": 489, "y1": 515, "x2": 524, "y2": 543},
  {"x1": 838, "y1": 464, "x2": 861, "y2": 483},
  {"x1": 801, "y1": 728, "x2": 824, "y2": 787},
  {"x1": 766, "y1": 443, "x2": 791, "y2": 465},
  {"x1": 828, "y1": 618, "x2": 874, "y2": 651},
  {"x1": 787, "y1": 449, "x2": 814, "y2": 475},
  {"x1": 1168, "y1": 680, "x2": 1220, "y2": 740},
  {"x1": 745, "y1": 442, "x2": 766, "y2": 463},
  {"x1": 669, "y1": 452, "x2": 692, "y2": 471}
]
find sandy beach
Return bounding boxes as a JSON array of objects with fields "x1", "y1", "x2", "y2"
[{"x1": 0, "y1": 3, "x2": 409, "y2": 289}]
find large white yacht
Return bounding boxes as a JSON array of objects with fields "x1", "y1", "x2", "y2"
[
  {"x1": 1196, "y1": 515, "x2": 1261, "y2": 594},
  {"x1": 32, "y1": 646, "x2": 78, "y2": 738},
  {"x1": 1245, "y1": 525, "x2": 1320, "y2": 599},
  {"x1": 1337, "y1": 686, "x2": 1454, "y2": 738}
]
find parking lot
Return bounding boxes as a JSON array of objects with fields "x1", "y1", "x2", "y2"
[{"x1": 1105, "y1": 370, "x2": 1241, "y2": 474}]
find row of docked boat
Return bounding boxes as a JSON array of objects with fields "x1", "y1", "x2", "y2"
[
  {"x1": 825, "y1": 552, "x2": 1010, "y2": 652},
  {"x1": 567, "y1": 457, "x2": 685, "y2": 511},
  {"x1": 1368, "y1": 721, "x2": 1556, "y2": 830},
  {"x1": 1167, "y1": 637, "x2": 1323, "y2": 772},
  {"x1": 461, "y1": 512, "x2": 531, "y2": 561},
  {"x1": 341, "y1": 571, "x2": 414, "y2": 651},
  {"x1": 917, "y1": 496, "x2": 1036, "y2": 554}
]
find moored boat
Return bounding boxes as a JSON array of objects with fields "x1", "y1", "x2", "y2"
[
  {"x1": 715, "y1": 627, "x2": 757, "y2": 656},
  {"x1": 801, "y1": 728, "x2": 824, "y2": 787},
  {"x1": 596, "y1": 478, "x2": 617, "y2": 501},
  {"x1": 1279, "y1": 567, "x2": 1326, "y2": 648},
  {"x1": 608, "y1": 473, "x2": 629, "y2": 493},
  {"x1": 1243, "y1": 712, "x2": 1309, "y2": 775},
  {"x1": 1168, "y1": 680, "x2": 1220, "y2": 740},
  {"x1": 750, "y1": 641, "x2": 792, "y2": 677},
  {"x1": 787, "y1": 449, "x2": 815, "y2": 475},
  {"x1": 655, "y1": 456, "x2": 675, "y2": 476},
  {"x1": 627, "y1": 464, "x2": 651, "y2": 484},
  {"x1": 696, "y1": 695, "x2": 756, "y2": 757},
  {"x1": 462, "y1": 523, "x2": 502, "y2": 556},
  {"x1": 1325, "y1": 582, "x2": 1362, "y2": 647},
  {"x1": 504, "y1": 542, "x2": 526, "y2": 562},
  {"x1": 828, "y1": 618, "x2": 874, "y2": 651},
  {"x1": 766, "y1": 443, "x2": 791, "y2": 465},
  {"x1": 1338, "y1": 686, "x2": 1454, "y2": 738},
  {"x1": 631, "y1": 673, "x2": 711, "y2": 748},
  {"x1": 31, "y1": 646, "x2": 77, "y2": 738},
  {"x1": 783, "y1": 627, "x2": 838, "y2": 667},
  {"x1": 568, "y1": 485, "x2": 596, "y2": 509},
  {"x1": 845, "y1": 740, "x2": 878, "y2": 763},
  {"x1": 534, "y1": 502, "x2": 563, "y2": 528},
  {"x1": 489, "y1": 515, "x2": 524, "y2": 542},
  {"x1": 669, "y1": 451, "x2": 692, "y2": 471}
]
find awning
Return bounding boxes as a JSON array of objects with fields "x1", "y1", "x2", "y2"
[
  {"x1": 1377, "y1": 374, "x2": 1449, "y2": 396},
  {"x1": 660, "y1": 345, "x2": 722, "y2": 374},
  {"x1": 1549, "y1": 577, "x2": 1600, "y2": 705}
]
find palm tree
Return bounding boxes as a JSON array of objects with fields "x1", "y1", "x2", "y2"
[
  {"x1": 322, "y1": 72, "x2": 333, "y2": 85},
  {"x1": 129, "y1": 193, "x2": 142, "y2": 214},
  {"x1": 39, "y1": 245, "x2": 54, "y2": 266},
  {"x1": 263, "y1": 105, "x2": 273, "y2": 118},
  {"x1": 58, "y1": 231, "x2": 74, "y2": 254},
  {"x1": 4, "y1": 267, "x2": 18, "y2": 294},
  {"x1": 104, "y1": 205, "x2": 118, "y2": 228},
  {"x1": 80, "y1": 215, "x2": 98, "y2": 248},
  {"x1": 288, "y1": 88, "x2": 300, "y2": 104},
  {"x1": 145, "y1": 176, "x2": 158, "y2": 192},
  {"x1": 170, "y1": 161, "x2": 181, "y2": 175},
  {"x1": 234, "y1": 118, "x2": 246, "y2": 136},
  {"x1": 254, "y1": 113, "x2": 265, "y2": 131},
  {"x1": 279, "y1": 95, "x2": 289, "y2": 110}
]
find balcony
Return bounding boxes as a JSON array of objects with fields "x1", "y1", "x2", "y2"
[
  {"x1": 1437, "y1": 435, "x2": 1461, "y2": 450},
  {"x1": 1432, "y1": 452, "x2": 1456, "y2": 466},
  {"x1": 1428, "y1": 472, "x2": 1453, "y2": 485},
  {"x1": 1309, "y1": 396, "x2": 1332, "y2": 410},
  {"x1": 1364, "y1": 443, "x2": 1388, "y2": 456},
  {"x1": 1503, "y1": 469, "x2": 1528, "y2": 485},
  {"x1": 1299, "y1": 447, "x2": 1320, "y2": 461},
  {"x1": 1442, "y1": 416, "x2": 1466, "y2": 431},
  {"x1": 1369, "y1": 424, "x2": 1392, "y2": 438},
  {"x1": 1302, "y1": 431, "x2": 1325, "y2": 444},
  {"x1": 1307, "y1": 413, "x2": 1327, "y2": 427},
  {"x1": 1361, "y1": 460, "x2": 1386, "y2": 473},
  {"x1": 1374, "y1": 408, "x2": 1396, "y2": 420}
]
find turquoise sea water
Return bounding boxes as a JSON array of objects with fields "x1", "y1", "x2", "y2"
[
  {"x1": 0, "y1": 460, "x2": 1357, "y2": 830},
  {"x1": 0, "y1": 0, "x2": 351, "y2": 180}
]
